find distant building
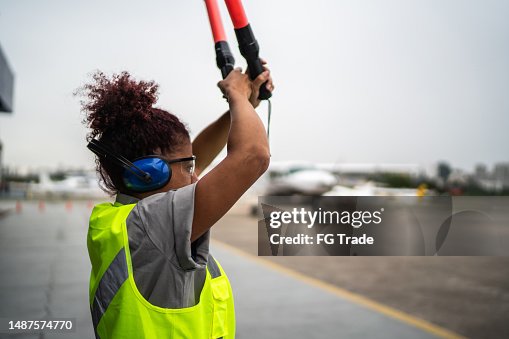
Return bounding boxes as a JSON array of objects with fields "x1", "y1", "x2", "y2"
[
  {"x1": 0, "y1": 43, "x2": 14, "y2": 189},
  {"x1": 474, "y1": 163, "x2": 488, "y2": 180},
  {"x1": 493, "y1": 163, "x2": 509, "y2": 190},
  {"x1": 472, "y1": 162, "x2": 509, "y2": 192},
  {"x1": 0, "y1": 44, "x2": 14, "y2": 113},
  {"x1": 0, "y1": 140, "x2": 3, "y2": 184}
]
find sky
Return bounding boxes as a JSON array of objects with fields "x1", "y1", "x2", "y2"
[{"x1": 0, "y1": 0, "x2": 508, "y2": 173}]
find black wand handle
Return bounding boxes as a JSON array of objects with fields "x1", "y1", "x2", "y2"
[
  {"x1": 215, "y1": 41, "x2": 235, "y2": 79},
  {"x1": 235, "y1": 24, "x2": 272, "y2": 100}
]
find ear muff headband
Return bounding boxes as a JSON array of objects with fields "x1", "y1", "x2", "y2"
[{"x1": 86, "y1": 139, "x2": 151, "y2": 181}]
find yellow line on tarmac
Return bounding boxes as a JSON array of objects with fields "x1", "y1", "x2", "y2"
[{"x1": 213, "y1": 240, "x2": 466, "y2": 339}]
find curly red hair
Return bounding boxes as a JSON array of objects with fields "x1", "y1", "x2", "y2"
[{"x1": 78, "y1": 71, "x2": 190, "y2": 195}]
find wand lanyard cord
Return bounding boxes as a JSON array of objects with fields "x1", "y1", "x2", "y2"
[{"x1": 267, "y1": 99, "x2": 272, "y2": 142}]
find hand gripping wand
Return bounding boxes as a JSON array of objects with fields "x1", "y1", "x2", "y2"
[
  {"x1": 204, "y1": 0, "x2": 272, "y2": 100},
  {"x1": 224, "y1": 0, "x2": 271, "y2": 100}
]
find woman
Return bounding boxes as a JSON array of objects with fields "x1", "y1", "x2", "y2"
[{"x1": 81, "y1": 66, "x2": 273, "y2": 339}]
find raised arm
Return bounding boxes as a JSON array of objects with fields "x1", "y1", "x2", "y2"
[
  {"x1": 192, "y1": 111, "x2": 230, "y2": 177},
  {"x1": 192, "y1": 59, "x2": 273, "y2": 176},
  {"x1": 191, "y1": 68, "x2": 271, "y2": 241}
]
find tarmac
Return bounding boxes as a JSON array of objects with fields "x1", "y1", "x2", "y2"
[
  {"x1": 0, "y1": 199, "x2": 507, "y2": 338},
  {"x1": 213, "y1": 244, "x2": 447, "y2": 339}
]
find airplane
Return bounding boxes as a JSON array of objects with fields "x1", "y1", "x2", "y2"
[
  {"x1": 28, "y1": 172, "x2": 106, "y2": 199},
  {"x1": 323, "y1": 181, "x2": 426, "y2": 197},
  {"x1": 254, "y1": 162, "x2": 430, "y2": 197},
  {"x1": 262, "y1": 163, "x2": 338, "y2": 196}
]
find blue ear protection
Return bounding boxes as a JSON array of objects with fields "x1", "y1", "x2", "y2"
[
  {"x1": 86, "y1": 139, "x2": 171, "y2": 193},
  {"x1": 123, "y1": 156, "x2": 171, "y2": 192}
]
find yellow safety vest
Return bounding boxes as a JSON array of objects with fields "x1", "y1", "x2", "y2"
[{"x1": 87, "y1": 201, "x2": 235, "y2": 338}]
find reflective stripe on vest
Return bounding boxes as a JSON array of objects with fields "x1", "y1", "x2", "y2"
[
  {"x1": 91, "y1": 248, "x2": 128, "y2": 339},
  {"x1": 207, "y1": 254, "x2": 222, "y2": 279}
]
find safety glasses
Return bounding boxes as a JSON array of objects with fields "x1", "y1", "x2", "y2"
[{"x1": 160, "y1": 155, "x2": 196, "y2": 176}]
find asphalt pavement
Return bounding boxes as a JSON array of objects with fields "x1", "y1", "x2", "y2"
[{"x1": 1, "y1": 200, "x2": 505, "y2": 338}]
